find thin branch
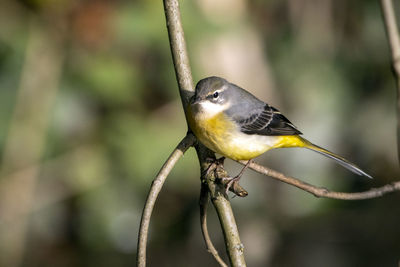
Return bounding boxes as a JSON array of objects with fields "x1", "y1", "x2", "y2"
[
  {"x1": 195, "y1": 148, "x2": 246, "y2": 267},
  {"x1": 205, "y1": 176, "x2": 246, "y2": 267},
  {"x1": 380, "y1": 0, "x2": 400, "y2": 164},
  {"x1": 163, "y1": 0, "x2": 246, "y2": 266},
  {"x1": 381, "y1": 0, "x2": 400, "y2": 72},
  {"x1": 137, "y1": 133, "x2": 196, "y2": 267},
  {"x1": 199, "y1": 182, "x2": 228, "y2": 267},
  {"x1": 163, "y1": 0, "x2": 195, "y2": 110},
  {"x1": 239, "y1": 160, "x2": 400, "y2": 200}
]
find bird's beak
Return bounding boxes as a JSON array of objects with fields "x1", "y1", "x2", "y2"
[{"x1": 191, "y1": 95, "x2": 202, "y2": 105}]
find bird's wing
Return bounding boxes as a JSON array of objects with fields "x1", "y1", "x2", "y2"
[{"x1": 236, "y1": 104, "x2": 302, "y2": 136}]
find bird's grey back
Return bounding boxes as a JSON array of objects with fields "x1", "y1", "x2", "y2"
[{"x1": 224, "y1": 82, "x2": 266, "y2": 122}]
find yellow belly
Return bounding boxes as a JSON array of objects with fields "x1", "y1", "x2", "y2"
[
  {"x1": 188, "y1": 111, "x2": 237, "y2": 157},
  {"x1": 187, "y1": 108, "x2": 306, "y2": 160}
]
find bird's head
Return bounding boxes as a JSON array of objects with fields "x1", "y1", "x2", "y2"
[{"x1": 190, "y1": 76, "x2": 231, "y2": 117}]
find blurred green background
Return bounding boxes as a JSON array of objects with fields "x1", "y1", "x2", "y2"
[{"x1": 0, "y1": 0, "x2": 399, "y2": 266}]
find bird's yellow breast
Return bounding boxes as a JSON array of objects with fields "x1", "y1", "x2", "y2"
[
  {"x1": 188, "y1": 109, "x2": 234, "y2": 154},
  {"x1": 188, "y1": 107, "x2": 270, "y2": 160},
  {"x1": 187, "y1": 106, "x2": 306, "y2": 160}
]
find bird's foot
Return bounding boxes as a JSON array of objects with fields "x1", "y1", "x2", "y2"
[
  {"x1": 203, "y1": 157, "x2": 248, "y2": 197},
  {"x1": 222, "y1": 160, "x2": 252, "y2": 195}
]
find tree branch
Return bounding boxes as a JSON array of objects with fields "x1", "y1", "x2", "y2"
[
  {"x1": 199, "y1": 182, "x2": 228, "y2": 267},
  {"x1": 162, "y1": 0, "x2": 246, "y2": 266},
  {"x1": 137, "y1": 133, "x2": 196, "y2": 267},
  {"x1": 380, "y1": 0, "x2": 400, "y2": 163},
  {"x1": 200, "y1": 157, "x2": 246, "y2": 267},
  {"x1": 163, "y1": 0, "x2": 195, "y2": 110},
  {"x1": 239, "y1": 160, "x2": 400, "y2": 200}
]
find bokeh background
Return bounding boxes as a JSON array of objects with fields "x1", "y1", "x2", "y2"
[{"x1": 0, "y1": 0, "x2": 399, "y2": 266}]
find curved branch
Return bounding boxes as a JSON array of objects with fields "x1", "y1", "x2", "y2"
[
  {"x1": 207, "y1": 183, "x2": 246, "y2": 266},
  {"x1": 199, "y1": 183, "x2": 228, "y2": 267},
  {"x1": 137, "y1": 133, "x2": 196, "y2": 267},
  {"x1": 239, "y1": 160, "x2": 400, "y2": 200},
  {"x1": 196, "y1": 152, "x2": 246, "y2": 267},
  {"x1": 163, "y1": 0, "x2": 246, "y2": 266}
]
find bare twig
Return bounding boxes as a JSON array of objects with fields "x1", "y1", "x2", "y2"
[
  {"x1": 204, "y1": 168, "x2": 246, "y2": 267},
  {"x1": 162, "y1": 0, "x2": 246, "y2": 266},
  {"x1": 380, "y1": 0, "x2": 400, "y2": 163},
  {"x1": 239, "y1": 160, "x2": 400, "y2": 200},
  {"x1": 137, "y1": 133, "x2": 196, "y2": 267},
  {"x1": 197, "y1": 153, "x2": 248, "y2": 266},
  {"x1": 163, "y1": 0, "x2": 195, "y2": 110},
  {"x1": 195, "y1": 147, "x2": 247, "y2": 266},
  {"x1": 199, "y1": 182, "x2": 228, "y2": 267}
]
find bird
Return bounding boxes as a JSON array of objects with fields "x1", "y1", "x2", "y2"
[{"x1": 187, "y1": 76, "x2": 372, "y2": 190}]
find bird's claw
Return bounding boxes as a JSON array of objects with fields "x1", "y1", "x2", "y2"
[{"x1": 202, "y1": 157, "x2": 248, "y2": 197}]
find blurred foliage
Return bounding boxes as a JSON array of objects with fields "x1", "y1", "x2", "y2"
[{"x1": 0, "y1": 0, "x2": 399, "y2": 266}]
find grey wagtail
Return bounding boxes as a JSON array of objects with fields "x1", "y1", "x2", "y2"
[{"x1": 188, "y1": 76, "x2": 372, "y2": 188}]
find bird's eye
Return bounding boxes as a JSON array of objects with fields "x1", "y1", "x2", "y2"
[{"x1": 213, "y1": 92, "x2": 219, "y2": 98}]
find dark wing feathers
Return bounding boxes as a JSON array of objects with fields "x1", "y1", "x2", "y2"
[{"x1": 238, "y1": 104, "x2": 302, "y2": 136}]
